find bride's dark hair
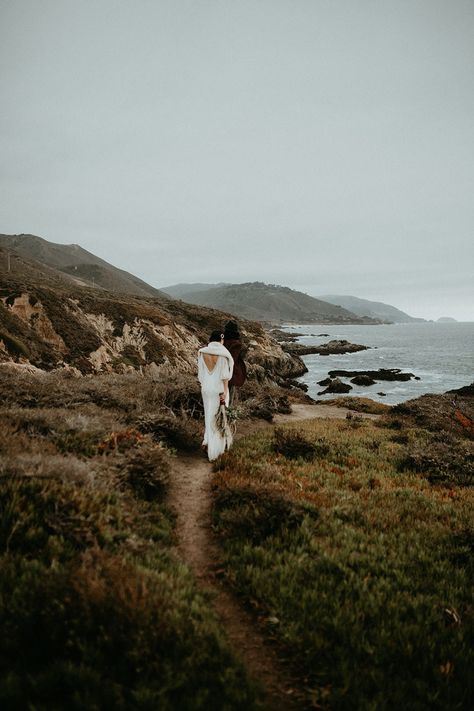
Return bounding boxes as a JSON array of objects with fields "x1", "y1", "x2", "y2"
[{"x1": 209, "y1": 329, "x2": 223, "y2": 343}]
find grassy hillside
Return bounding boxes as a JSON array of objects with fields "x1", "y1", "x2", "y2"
[
  {"x1": 164, "y1": 281, "x2": 378, "y2": 325},
  {"x1": 162, "y1": 282, "x2": 229, "y2": 298},
  {"x1": 212, "y1": 387, "x2": 474, "y2": 709},
  {"x1": 0, "y1": 367, "x2": 260, "y2": 710},
  {"x1": 0, "y1": 233, "x2": 168, "y2": 298},
  {"x1": 4, "y1": 234, "x2": 471, "y2": 709}
]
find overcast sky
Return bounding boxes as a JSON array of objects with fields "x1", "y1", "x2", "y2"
[{"x1": 1, "y1": 0, "x2": 473, "y2": 320}]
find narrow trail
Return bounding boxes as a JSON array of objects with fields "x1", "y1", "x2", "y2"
[{"x1": 167, "y1": 403, "x2": 379, "y2": 709}]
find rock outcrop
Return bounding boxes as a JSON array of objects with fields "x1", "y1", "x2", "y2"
[
  {"x1": 0, "y1": 283, "x2": 305, "y2": 387},
  {"x1": 328, "y1": 368, "x2": 419, "y2": 382},
  {"x1": 318, "y1": 377, "x2": 353, "y2": 395},
  {"x1": 283, "y1": 340, "x2": 369, "y2": 356},
  {"x1": 350, "y1": 375, "x2": 376, "y2": 386}
]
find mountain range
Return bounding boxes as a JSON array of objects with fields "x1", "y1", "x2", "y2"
[
  {"x1": 161, "y1": 282, "x2": 379, "y2": 324},
  {"x1": 163, "y1": 282, "x2": 419, "y2": 324},
  {"x1": 1, "y1": 234, "x2": 420, "y2": 325},
  {"x1": 319, "y1": 294, "x2": 425, "y2": 323}
]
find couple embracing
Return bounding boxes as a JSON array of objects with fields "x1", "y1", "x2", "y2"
[{"x1": 197, "y1": 320, "x2": 247, "y2": 461}]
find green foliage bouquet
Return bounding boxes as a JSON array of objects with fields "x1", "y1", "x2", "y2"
[{"x1": 215, "y1": 404, "x2": 237, "y2": 442}]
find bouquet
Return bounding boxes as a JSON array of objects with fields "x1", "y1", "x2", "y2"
[
  {"x1": 215, "y1": 403, "x2": 235, "y2": 446},
  {"x1": 225, "y1": 405, "x2": 240, "y2": 429}
]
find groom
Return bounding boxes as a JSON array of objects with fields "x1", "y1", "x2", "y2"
[{"x1": 223, "y1": 320, "x2": 247, "y2": 405}]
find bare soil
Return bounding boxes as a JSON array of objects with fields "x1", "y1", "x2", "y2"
[{"x1": 168, "y1": 402, "x2": 379, "y2": 709}]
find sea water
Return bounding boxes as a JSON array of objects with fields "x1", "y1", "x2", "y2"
[{"x1": 285, "y1": 322, "x2": 474, "y2": 405}]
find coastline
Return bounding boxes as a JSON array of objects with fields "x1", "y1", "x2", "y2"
[{"x1": 279, "y1": 321, "x2": 474, "y2": 405}]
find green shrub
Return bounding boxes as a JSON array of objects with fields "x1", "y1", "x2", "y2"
[
  {"x1": 273, "y1": 426, "x2": 329, "y2": 460},
  {"x1": 213, "y1": 487, "x2": 316, "y2": 544},
  {"x1": 134, "y1": 412, "x2": 202, "y2": 452},
  {"x1": 0, "y1": 477, "x2": 124, "y2": 563},
  {"x1": 125, "y1": 444, "x2": 171, "y2": 501},
  {"x1": 0, "y1": 471, "x2": 258, "y2": 710},
  {"x1": 239, "y1": 380, "x2": 292, "y2": 420},
  {"x1": 0, "y1": 368, "x2": 259, "y2": 708},
  {"x1": 0, "y1": 552, "x2": 256, "y2": 710},
  {"x1": 397, "y1": 438, "x2": 474, "y2": 486},
  {"x1": 320, "y1": 396, "x2": 390, "y2": 415}
]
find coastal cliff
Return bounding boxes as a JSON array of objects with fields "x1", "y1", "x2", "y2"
[{"x1": 0, "y1": 247, "x2": 305, "y2": 385}]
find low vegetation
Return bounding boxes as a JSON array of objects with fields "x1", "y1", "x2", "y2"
[
  {"x1": 2, "y1": 358, "x2": 472, "y2": 709},
  {"x1": 0, "y1": 368, "x2": 259, "y2": 710},
  {"x1": 212, "y1": 410, "x2": 474, "y2": 709},
  {"x1": 319, "y1": 396, "x2": 391, "y2": 415}
]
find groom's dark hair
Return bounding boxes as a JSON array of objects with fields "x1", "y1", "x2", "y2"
[
  {"x1": 209, "y1": 329, "x2": 223, "y2": 343},
  {"x1": 224, "y1": 320, "x2": 240, "y2": 339}
]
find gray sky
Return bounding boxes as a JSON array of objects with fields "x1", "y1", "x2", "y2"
[{"x1": 1, "y1": 0, "x2": 473, "y2": 320}]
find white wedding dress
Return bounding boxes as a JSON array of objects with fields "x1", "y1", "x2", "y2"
[{"x1": 198, "y1": 343, "x2": 234, "y2": 461}]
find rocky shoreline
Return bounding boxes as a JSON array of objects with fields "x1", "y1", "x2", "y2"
[
  {"x1": 269, "y1": 328, "x2": 425, "y2": 399},
  {"x1": 269, "y1": 328, "x2": 332, "y2": 340},
  {"x1": 269, "y1": 328, "x2": 369, "y2": 357},
  {"x1": 282, "y1": 339, "x2": 369, "y2": 356},
  {"x1": 327, "y1": 368, "x2": 420, "y2": 382},
  {"x1": 317, "y1": 368, "x2": 420, "y2": 395}
]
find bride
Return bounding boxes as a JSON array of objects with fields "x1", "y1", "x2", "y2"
[{"x1": 198, "y1": 330, "x2": 234, "y2": 461}]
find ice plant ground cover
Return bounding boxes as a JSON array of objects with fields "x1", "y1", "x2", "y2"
[
  {"x1": 0, "y1": 368, "x2": 259, "y2": 710},
  {"x1": 212, "y1": 415, "x2": 474, "y2": 710},
  {"x1": 1, "y1": 366, "x2": 472, "y2": 709}
]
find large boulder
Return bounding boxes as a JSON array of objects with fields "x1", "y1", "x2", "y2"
[
  {"x1": 351, "y1": 375, "x2": 376, "y2": 386},
  {"x1": 318, "y1": 377, "x2": 352, "y2": 395}
]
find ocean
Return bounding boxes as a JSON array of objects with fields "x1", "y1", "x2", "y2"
[{"x1": 285, "y1": 322, "x2": 474, "y2": 405}]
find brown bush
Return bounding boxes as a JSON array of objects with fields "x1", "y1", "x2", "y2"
[{"x1": 238, "y1": 380, "x2": 292, "y2": 420}]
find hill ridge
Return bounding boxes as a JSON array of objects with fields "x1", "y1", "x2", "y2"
[
  {"x1": 0, "y1": 233, "x2": 168, "y2": 299},
  {"x1": 320, "y1": 293, "x2": 424, "y2": 323},
  {"x1": 0, "y1": 244, "x2": 306, "y2": 384},
  {"x1": 162, "y1": 281, "x2": 379, "y2": 325}
]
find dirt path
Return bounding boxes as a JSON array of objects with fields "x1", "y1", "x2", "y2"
[
  {"x1": 168, "y1": 403, "x2": 378, "y2": 709},
  {"x1": 169, "y1": 453, "x2": 305, "y2": 709}
]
